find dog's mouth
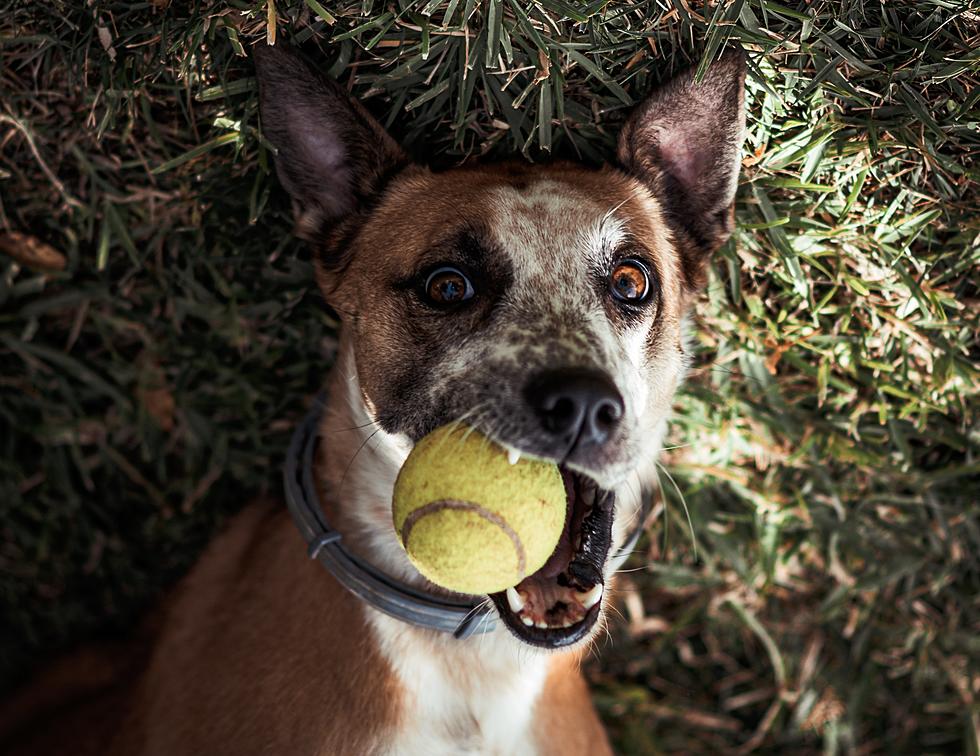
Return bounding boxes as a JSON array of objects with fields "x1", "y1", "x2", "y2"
[{"x1": 489, "y1": 468, "x2": 614, "y2": 649}]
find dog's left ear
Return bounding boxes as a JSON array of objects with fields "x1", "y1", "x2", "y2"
[
  {"x1": 252, "y1": 43, "x2": 410, "y2": 254},
  {"x1": 617, "y1": 50, "x2": 746, "y2": 288}
]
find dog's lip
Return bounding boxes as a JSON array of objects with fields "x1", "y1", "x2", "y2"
[
  {"x1": 489, "y1": 468, "x2": 615, "y2": 649},
  {"x1": 500, "y1": 442, "x2": 619, "y2": 491},
  {"x1": 490, "y1": 590, "x2": 602, "y2": 648}
]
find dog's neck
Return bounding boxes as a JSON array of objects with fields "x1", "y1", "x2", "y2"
[{"x1": 316, "y1": 333, "x2": 553, "y2": 751}]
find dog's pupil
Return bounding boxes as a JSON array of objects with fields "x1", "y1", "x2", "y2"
[
  {"x1": 432, "y1": 273, "x2": 464, "y2": 302},
  {"x1": 612, "y1": 264, "x2": 646, "y2": 300}
]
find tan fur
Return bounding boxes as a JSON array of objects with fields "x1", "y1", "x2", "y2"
[
  {"x1": 534, "y1": 654, "x2": 613, "y2": 756},
  {"x1": 2, "y1": 501, "x2": 405, "y2": 755},
  {"x1": 0, "y1": 641, "x2": 148, "y2": 755},
  {"x1": 1, "y1": 496, "x2": 608, "y2": 755}
]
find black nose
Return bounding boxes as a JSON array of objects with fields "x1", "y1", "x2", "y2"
[{"x1": 525, "y1": 368, "x2": 625, "y2": 450}]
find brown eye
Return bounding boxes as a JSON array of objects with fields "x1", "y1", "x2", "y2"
[
  {"x1": 424, "y1": 266, "x2": 475, "y2": 307},
  {"x1": 609, "y1": 260, "x2": 651, "y2": 303}
]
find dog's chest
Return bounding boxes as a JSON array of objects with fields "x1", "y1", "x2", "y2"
[{"x1": 369, "y1": 612, "x2": 549, "y2": 756}]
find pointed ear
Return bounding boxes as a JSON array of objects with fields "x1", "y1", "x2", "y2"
[
  {"x1": 617, "y1": 49, "x2": 746, "y2": 288},
  {"x1": 252, "y1": 44, "x2": 410, "y2": 259}
]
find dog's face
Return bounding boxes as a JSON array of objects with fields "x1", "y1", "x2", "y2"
[
  {"x1": 255, "y1": 45, "x2": 745, "y2": 649},
  {"x1": 328, "y1": 165, "x2": 684, "y2": 481}
]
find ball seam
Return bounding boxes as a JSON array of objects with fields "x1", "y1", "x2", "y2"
[{"x1": 399, "y1": 499, "x2": 527, "y2": 579}]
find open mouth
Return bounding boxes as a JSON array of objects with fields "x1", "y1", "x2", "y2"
[{"x1": 490, "y1": 468, "x2": 615, "y2": 648}]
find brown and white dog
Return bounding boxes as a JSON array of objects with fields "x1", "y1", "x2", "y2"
[{"x1": 0, "y1": 44, "x2": 745, "y2": 755}]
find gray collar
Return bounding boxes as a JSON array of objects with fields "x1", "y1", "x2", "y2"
[{"x1": 283, "y1": 393, "x2": 651, "y2": 639}]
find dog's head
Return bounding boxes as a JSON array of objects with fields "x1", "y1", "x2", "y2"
[{"x1": 255, "y1": 45, "x2": 745, "y2": 650}]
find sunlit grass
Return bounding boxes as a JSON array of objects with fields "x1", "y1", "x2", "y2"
[{"x1": 1, "y1": 2, "x2": 977, "y2": 752}]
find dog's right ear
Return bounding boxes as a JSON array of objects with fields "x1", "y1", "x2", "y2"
[{"x1": 252, "y1": 44, "x2": 410, "y2": 254}]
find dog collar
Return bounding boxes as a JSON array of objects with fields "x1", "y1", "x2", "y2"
[{"x1": 283, "y1": 393, "x2": 652, "y2": 639}]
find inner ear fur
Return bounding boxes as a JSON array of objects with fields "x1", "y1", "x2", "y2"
[
  {"x1": 617, "y1": 49, "x2": 747, "y2": 288},
  {"x1": 252, "y1": 43, "x2": 411, "y2": 271}
]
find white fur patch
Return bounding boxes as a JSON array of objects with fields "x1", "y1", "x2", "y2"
[{"x1": 368, "y1": 610, "x2": 549, "y2": 756}]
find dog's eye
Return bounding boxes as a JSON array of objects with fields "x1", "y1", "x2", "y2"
[
  {"x1": 609, "y1": 260, "x2": 650, "y2": 303},
  {"x1": 424, "y1": 267, "x2": 474, "y2": 306}
]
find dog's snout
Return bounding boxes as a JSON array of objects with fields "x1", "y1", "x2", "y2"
[{"x1": 525, "y1": 369, "x2": 624, "y2": 450}]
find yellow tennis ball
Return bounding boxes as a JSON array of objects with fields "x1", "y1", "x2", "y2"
[{"x1": 392, "y1": 424, "x2": 566, "y2": 595}]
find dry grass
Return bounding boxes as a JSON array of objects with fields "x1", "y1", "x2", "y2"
[{"x1": 1, "y1": 2, "x2": 978, "y2": 753}]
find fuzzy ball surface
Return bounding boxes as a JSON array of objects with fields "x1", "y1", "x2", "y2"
[{"x1": 392, "y1": 424, "x2": 566, "y2": 595}]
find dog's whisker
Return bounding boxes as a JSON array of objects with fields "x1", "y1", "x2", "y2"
[
  {"x1": 613, "y1": 566, "x2": 648, "y2": 577},
  {"x1": 323, "y1": 418, "x2": 382, "y2": 435},
  {"x1": 473, "y1": 596, "x2": 497, "y2": 654},
  {"x1": 655, "y1": 460, "x2": 697, "y2": 561},
  {"x1": 337, "y1": 427, "x2": 382, "y2": 495}
]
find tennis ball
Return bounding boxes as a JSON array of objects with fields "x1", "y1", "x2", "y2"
[{"x1": 392, "y1": 424, "x2": 566, "y2": 595}]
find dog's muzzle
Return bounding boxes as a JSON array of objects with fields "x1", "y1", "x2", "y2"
[{"x1": 284, "y1": 393, "x2": 652, "y2": 645}]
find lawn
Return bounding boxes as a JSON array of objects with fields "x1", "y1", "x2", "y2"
[{"x1": 1, "y1": 1, "x2": 978, "y2": 753}]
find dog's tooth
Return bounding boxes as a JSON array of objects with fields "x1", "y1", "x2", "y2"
[
  {"x1": 535, "y1": 620, "x2": 549, "y2": 629},
  {"x1": 521, "y1": 615, "x2": 534, "y2": 626},
  {"x1": 507, "y1": 448, "x2": 521, "y2": 466},
  {"x1": 579, "y1": 584, "x2": 603, "y2": 610},
  {"x1": 506, "y1": 586, "x2": 525, "y2": 613}
]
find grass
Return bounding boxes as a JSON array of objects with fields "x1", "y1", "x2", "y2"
[{"x1": 1, "y1": 1, "x2": 978, "y2": 753}]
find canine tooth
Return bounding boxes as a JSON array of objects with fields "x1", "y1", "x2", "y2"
[
  {"x1": 506, "y1": 587, "x2": 525, "y2": 613},
  {"x1": 507, "y1": 448, "x2": 521, "y2": 466},
  {"x1": 521, "y1": 616, "x2": 534, "y2": 626},
  {"x1": 579, "y1": 584, "x2": 603, "y2": 610}
]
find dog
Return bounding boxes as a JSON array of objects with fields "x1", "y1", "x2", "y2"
[{"x1": 0, "y1": 43, "x2": 745, "y2": 755}]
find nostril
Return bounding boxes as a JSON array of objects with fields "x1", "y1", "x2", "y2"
[
  {"x1": 525, "y1": 368, "x2": 625, "y2": 447},
  {"x1": 595, "y1": 399, "x2": 623, "y2": 429},
  {"x1": 551, "y1": 397, "x2": 577, "y2": 422},
  {"x1": 540, "y1": 396, "x2": 578, "y2": 433}
]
